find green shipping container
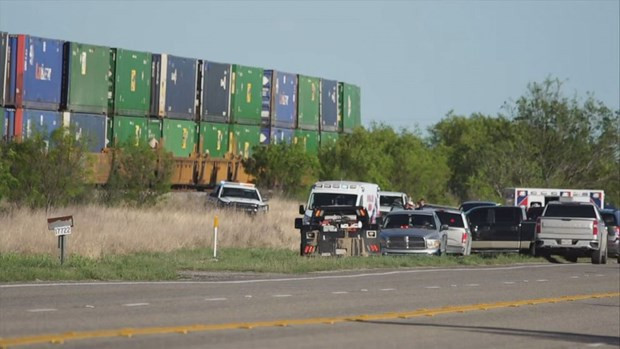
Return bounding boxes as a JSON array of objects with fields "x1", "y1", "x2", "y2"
[
  {"x1": 297, "y1": 75, "x2": 320, "y2": 130},
  {"x1": 341, "y1": 83, "x2": 361, "y2": 133},
  {"x1": 229, "y1": 124, "x2": 260, "y2": 159},
  {"x1": 162, "y1": 119, "x2": 197, "y2": 157},
  {"x1": 65, "y1": 42, "x2": 112, "y2": 114},
  {"x1": 230, "y1": 65, "x2": 263, "y2": 125},
  {"x1": 320, "y1": 131, "x2": 339, "y2": 148},
  {"x1": 294, "y1": 129, "x2": 319, "y2": 155},
  {"x1": 111, "y1": 48, "x2": 152, "y2": 116},
  {"x1": 147, "y1": 118, "x2": 162, "y2": 145},
  {"x1": 112, "y1": 115, "x2": 147, "y2": 147},
  {"x1": 199, "y1": 122, "x2": 229, "y2": 158}
]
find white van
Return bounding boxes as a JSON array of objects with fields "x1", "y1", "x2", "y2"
[
  {"x1": 301, "y1": 181, "x2": 381, "y2": 224},
  {"x1": 503, "y1": 188, "x2": 605, "y2": 209}
]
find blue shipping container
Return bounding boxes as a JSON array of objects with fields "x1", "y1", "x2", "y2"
[
  {"x1": 260, "y1": 127, "x2": 270, "y2": 145},
  {"x1": 22, "y1": 109, "x2": 62, "y2": 140},
  {"x1": 7, "y1": 35, "x2": 64, "y2": 110},
  {"x1": 202, "y1": 61, "x2": 231, "y2": 123},
  {"x1": 261, "y1": 70, "x2": 272, "y2": 126},
  {"x1": 320, "y1": 79, "x2": 338, "y2": 131},
  {"x1": 4, "y1": 108, "x2": 14, "y2": 140},
  {"x1": 151, "y1": 54, "x2": 198, "y2": 120},
  {"x1": 262, "y1": 70, "x2": 297, "y2": 128},
  {"x1": 7, "y1": 36, "x2": 17, "y2": 106},
  {"x1": 271, "y1": 127, "x2": 294, "y2": 145},
  {"x1": 68, "y1": 112, "x2": 107, "y2": 152}
]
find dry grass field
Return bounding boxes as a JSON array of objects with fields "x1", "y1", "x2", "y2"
[{"x1": 0, "y1": 193, "x2": 301, "y2": 258}]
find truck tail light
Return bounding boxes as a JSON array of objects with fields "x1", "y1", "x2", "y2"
[
  {"x1": 462, "y1": 232, "x2": 468, "y2": 244},
  {"x1": 592, "y1": 220, "x2": 598, "y2": 237},
  {"x1": 535, "y1": 218, "x2": 541, "y2": 234}
]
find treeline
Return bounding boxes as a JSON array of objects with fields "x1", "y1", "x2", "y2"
[
  {"x1": 0, "y1": 130, "x2": 174, "y2": 211},
  {"x1": 245, "y1": 78, "x2": 620, "y2": 206}
]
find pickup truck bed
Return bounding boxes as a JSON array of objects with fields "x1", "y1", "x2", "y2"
[{"x1": 535, "y1": 202, "x2": 608, "y2": 264}]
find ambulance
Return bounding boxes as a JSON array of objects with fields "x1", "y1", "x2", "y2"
[{"x1": 503, "y1": 188, "x2": 605, "y2": 209}]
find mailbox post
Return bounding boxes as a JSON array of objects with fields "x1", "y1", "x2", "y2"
[{"x1": 47, "y1": 216, "x2": 73, "y2": 265}]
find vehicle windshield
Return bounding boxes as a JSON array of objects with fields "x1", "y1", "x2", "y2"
[
  {"x1": 544, "y1": 205, "x2": 597, "y2": 219},
  {"x1": 221, "y1": 187, "x2": 260, "y2": 200},
  {"x1": 310, "y1": 193, "x2": 358, "y2": 209},
  {"x1": 601, "y1": 212, "x2": 618, "y2": 226},
  {"x1": 380, "y1": 195, "x2": 402, "y2": 207},
  {"x1": 384, "y1": 214, "x2": 436, "y2": 230},
  {"x1": 435, "y1": 212, "x2": 465, "y2": 228},
  {"x1": 460, "y1": 202, "x2": 496, "y2": 212}
]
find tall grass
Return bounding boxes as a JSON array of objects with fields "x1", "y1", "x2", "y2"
[{"x1": 0, "y1": 193, "x2": 301, "y2": 258}]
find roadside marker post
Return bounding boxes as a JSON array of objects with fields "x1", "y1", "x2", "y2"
[
  {"x1": 47, "y1": 216, "x2": 73, "y2": 265},
  {"x1": 213, "y1": 216, "x2": 219, "y2": 260}
]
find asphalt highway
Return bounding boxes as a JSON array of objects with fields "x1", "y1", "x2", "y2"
[{"x1": 1, "y1": 263, "x2": 618, "y2": 348}]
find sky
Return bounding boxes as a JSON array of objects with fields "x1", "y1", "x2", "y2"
[{"x1": 1, "y1": 0, "x2": 618, "y2": 132}]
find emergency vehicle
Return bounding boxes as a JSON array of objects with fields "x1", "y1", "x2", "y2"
[{"x1": 503, "y1": 188, "x2": 605, "y2": 209}]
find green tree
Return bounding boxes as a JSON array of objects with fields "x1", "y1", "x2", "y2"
[
  {"x1": 243, "y1": 143, "x2": 319, "y2": 197},
  {"x1": 102, "y1": 143, "x2": 174, "y2": 207},
  {"x1": 3, "y1": 128, "x2": 93, "y2": 210}
]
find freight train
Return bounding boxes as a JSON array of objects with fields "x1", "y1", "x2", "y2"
[{"x1": 0, "y1": 32, "x2": 362, "y2": 187}]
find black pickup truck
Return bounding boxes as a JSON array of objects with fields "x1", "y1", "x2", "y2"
[
  {"x1": 466, "y1": 206, "x2": 536, "y2": 254},
  {"x1": 295, "y1": 206, "x2": 381, "y2": 257}
]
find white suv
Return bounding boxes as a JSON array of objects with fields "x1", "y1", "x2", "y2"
[{"x1": 208, "y1": 181, "x2": 269, "y2": 214}]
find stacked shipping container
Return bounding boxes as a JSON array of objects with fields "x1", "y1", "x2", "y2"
[{"x1": 0, "y1": 31, "x2": 363, "y2": 161}]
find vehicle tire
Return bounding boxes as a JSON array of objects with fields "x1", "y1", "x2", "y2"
[
  {"x1": 529, "y1": 242, "x2": 538, "y2": 257},
  {"x1": 591, "y1": 248, "x2": 604, "y2": 264},
  {"x1": 565, "y1": 254, "x2": 579, "y2": 263},
  {"x1": 601, "y1": 248, "x2": 608, "y2": 265}
]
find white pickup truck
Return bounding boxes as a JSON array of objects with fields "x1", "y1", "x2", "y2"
[{"x1": 535, "y1": 202, "x2": 608, "y2": 264}]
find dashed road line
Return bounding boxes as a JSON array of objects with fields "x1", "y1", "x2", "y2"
[
  {"x1": 503, "y1": 282, "x2": 516, "y2": 285},
  {"x1": 332, "y1": 291, "x2": 348, "y2": 294},
  {"x1": 570, "y1": 276, "x2": 580, "y2": 279},
  {"x1": 465, "y1": 284, "x2": 479, "y2": 287},
  {"x1": 205, "y1": 298, "x2": 227, "y2": 302},
  {"x1": 425, "y1": 286, "x2": 441, "y2": 289},
  {"x1": 536, "y1": 279, "x2": 548, "y2": 282},
  {"x1": 272, "y1": 294, "x2": 292, "y2": 298},
  {"x1": 123, "y1": 303, "x2": 149, "y2": 307},
  {"x1": 26, "y1": 308, "x2": 57, "y2": 313},
  {"x1": 380, "y1": 288, "x2": 396, "y2": 291},
  {"x1": 360, "y1": 289, "x2": 368, "y2": 292},
  {"x1": 244, "y1": 295, "x2": 253, "y2": 298},
  {"x1": 3, "y1": 292, "x2": 617, "y2": 349}
]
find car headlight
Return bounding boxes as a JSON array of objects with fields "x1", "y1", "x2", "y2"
[{"x1": 426, "y1": 239, "x2": 440, "y2": 249}]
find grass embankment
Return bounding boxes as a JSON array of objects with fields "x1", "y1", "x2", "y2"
[
  {"x1": 0, "y1": 193, "x2": 544, "y2": 282},
  {"x1": 0, "y1": 248, "x2": 544, "y2": 282}
]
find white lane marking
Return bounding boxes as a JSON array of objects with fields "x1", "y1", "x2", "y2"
[
  {"x1": 360, "y1": 289, "x2": 368, "y2": 292},
  {"x1": 465, "y1": 284, "x2": 479, "y2": 287},
  {"x1": 570, "y1": 276, "x2": 580, "y2": 279},
  {"x1": 273, "y1": 294, "x2": 292, "y2": 298},
  {"x1": 450, "y1": 285, "x2": 457, "y2": 287},
  {"x1": 523, "y1": 280, "x2": 529, "y2": 283},
  {"x1": 503, "y1": 281, "x2": 516, "y2": 285},
  {"x1": 205, "y1": 298, "x2": 227, "y2": 302},
  {"x1": 587, "y1": 343, "x2": 605, "y2": 347},
  {"x1": 244, "y1": 295, "x2": 252, "y2": 298},
  {"x1": 332, "y1": 291, "x2": 348, "y2": 294},
  {"x1": 123, "y1": 303, "x2": 149, "y2": 307},
  {"x1": 537, "y1": 279, "x2": 548, "y2": 282},
  {"x1": 380, "y1": 288, "x2": 396, "y2": 291},
  {"x1": 425, "y1": 286, "x2": 441, "y2": 289},
  {"x1": 85, "y1": 305, "x2": 95, "y2": 308},
  {"x1": 0, "y1": 264, "x2": 582, "y2": 289},
  {"x1": 27, "y1": 308, "x2": 57, "y2": 312}
]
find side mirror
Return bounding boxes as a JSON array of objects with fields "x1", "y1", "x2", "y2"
[
  {"x1": 294, "y1": 218, "x2": 303, "y2": 229},
  {"x1": 299, "y1": 205, "x2": 305, "y2": 215},
  {"x1": 440, "y1": 224, "x2": 449, "y2": 231}
]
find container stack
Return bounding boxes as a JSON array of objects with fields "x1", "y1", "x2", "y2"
[
  {"x1": 150, "y1": 54, "x2": 199, "y2": 157},
  {"x1": 2, "y1": 34, "x2": 65, "y2": 145},
  {"x1": 1, "y1": 30, "x2": 364, "y2": 163},
  {"x1": 108, "y1": 48, "x2": 153, "y2": 152},
  {"x1": 260, "y1": 70, "x2": 297, "y2": 149}
]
